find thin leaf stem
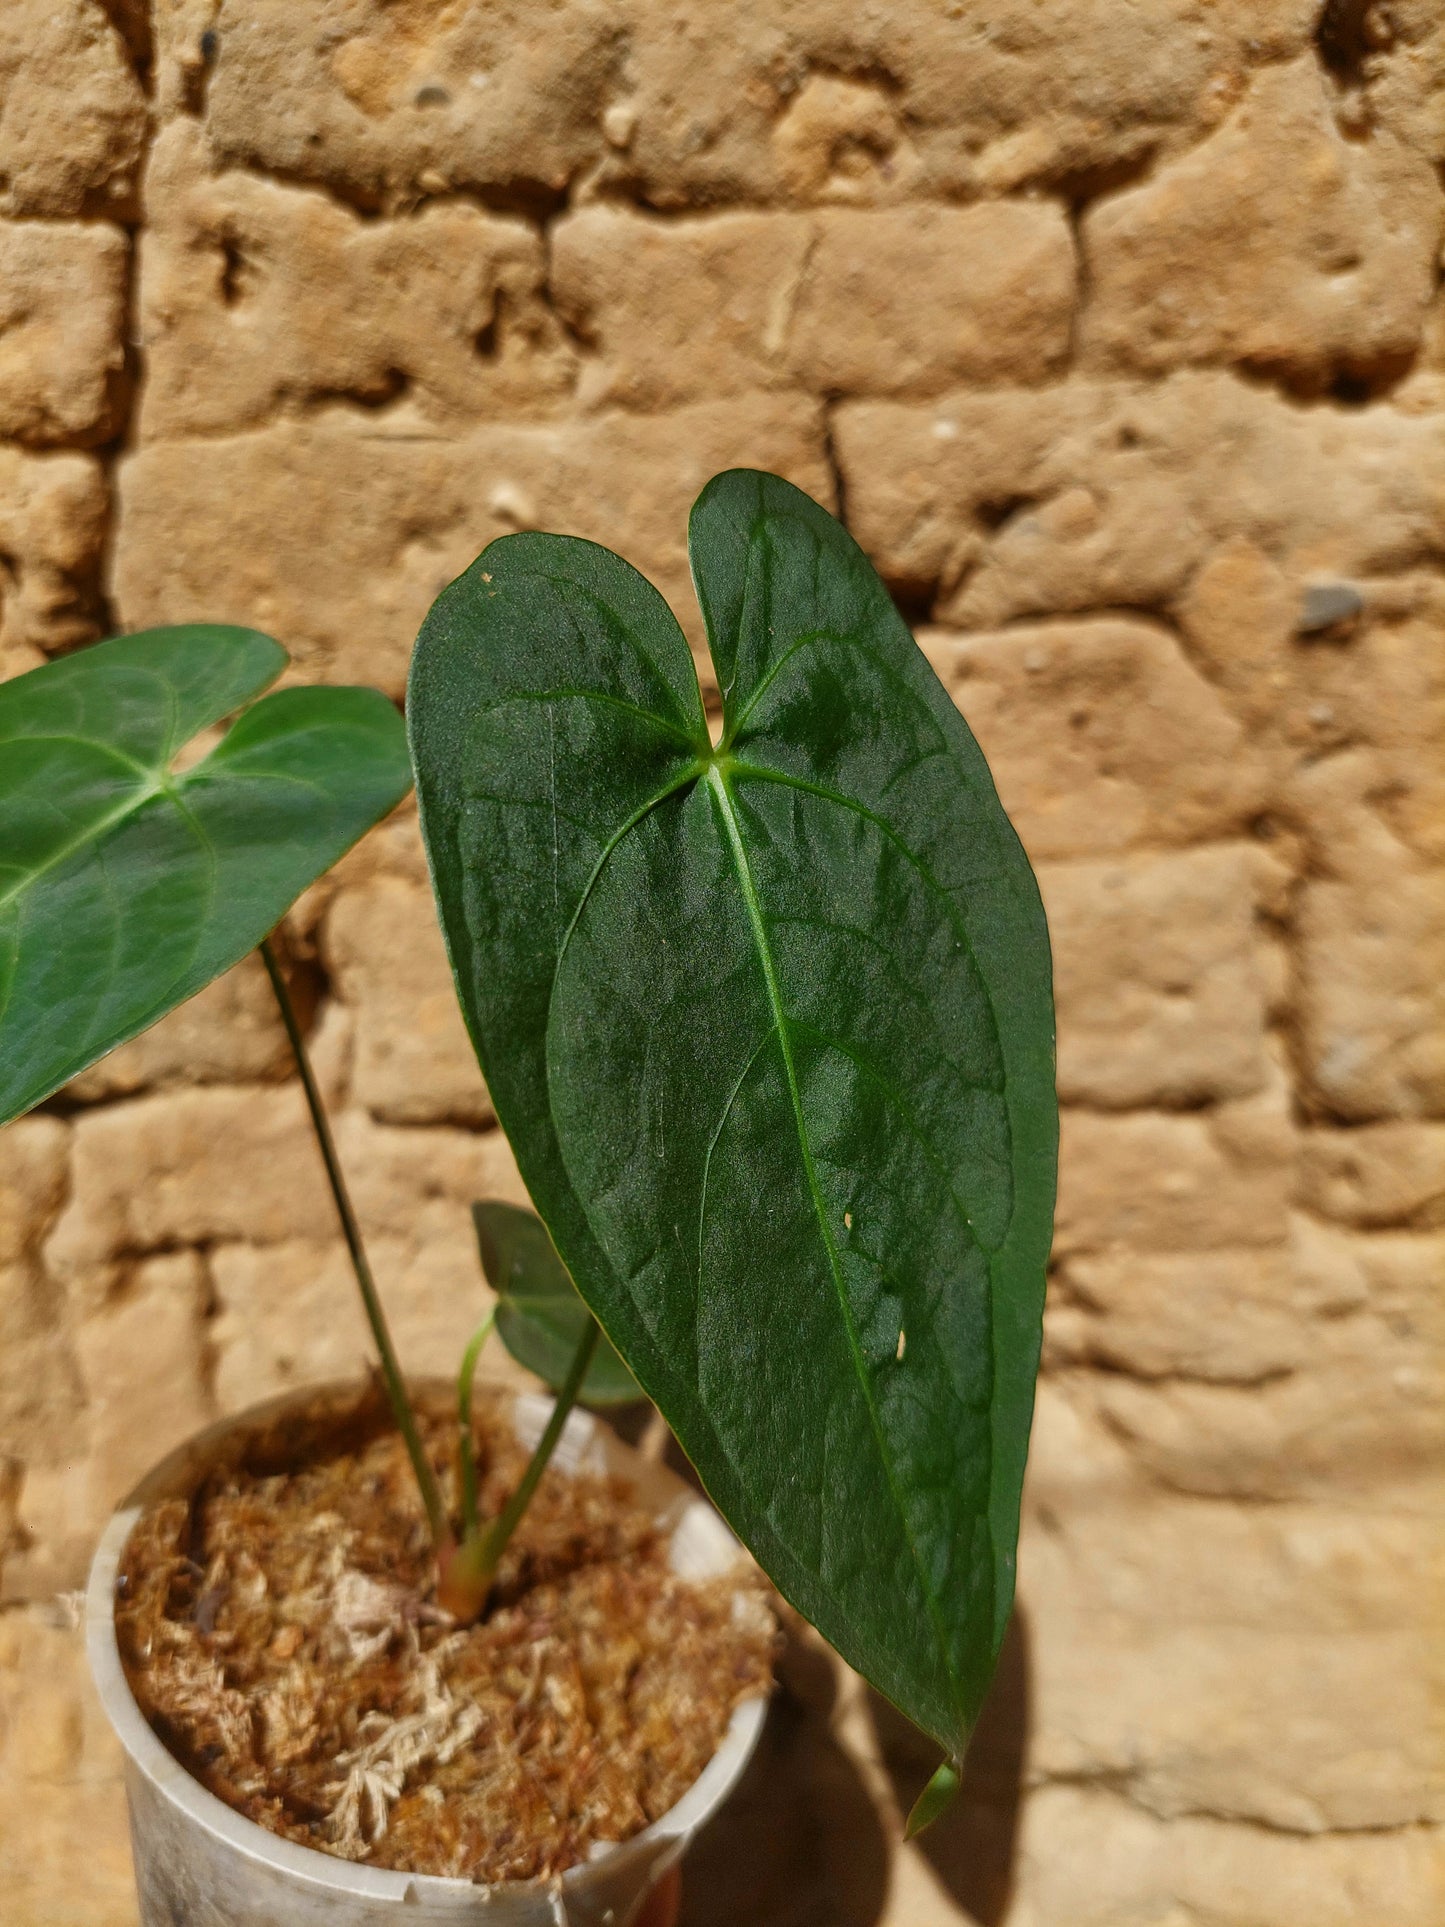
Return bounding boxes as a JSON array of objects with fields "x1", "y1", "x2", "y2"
[
  {"x1": 258, "y1": 936, "x2": 448, "y2": 1549},
  {"x1": 456, "y1": 1308, "x2": 497, "y2": 1546},
  {"x1": 477, "y1": 1319, "x2": 599, "y2": 1582}
]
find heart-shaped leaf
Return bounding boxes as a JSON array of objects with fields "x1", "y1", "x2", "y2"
[
  {"x1": 410, "y1": 471, "x2": 1057, "y2": 1758},
  {"x1": 0, "y1": 624, "x2": 412, "y2": 1124},
  {"x1": 473, "y1": 1199, "x2": 641, "y2": 1405}
]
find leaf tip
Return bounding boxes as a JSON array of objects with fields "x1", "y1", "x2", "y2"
[{"x1": 904, "y1": 1760, "x2": 961, "y2": 1840}]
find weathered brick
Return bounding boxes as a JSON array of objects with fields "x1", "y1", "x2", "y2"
[
  {"x1": 1043, "y1": 846, "x2": 1270, "y2": 1109},
  {"x1": 551, "y1": 207, "x2": 812, "y2": 408},
  {"x1": 1055, "y1": 1092, "x2": 1294, "y2": 1256},
  {"x1": 0, "y1": 222, "x2": 127, "y2": 445},
  {"x1": 796, "y1": 202, "x2": 1074, "y2": 393},
  {"x1": 1046, "y1": 1247, "x2": 1305, "y2": 1384},
  {"x1": 173, "y1": 1, "x2": 1317, "y2": 210},
  {"x1": 0, "y1": 1, "x2": 146, "y2": 218},
  {"x1": 210, "y1": 1225, "x2": 533, "y2": 1413},
  {"x1": 139, "y1": 122, "x2": 573, "y2": 439},
  {"x1": 1298, "y1": 1122, "x2": 1445, "y2": 1230},
  {"x1": 922, "y1": 618, "x2": 1266, "y2": 860},
  {"x1": 1290, "y1": 755, "x2": 1445, "y2": 1121},
  {"x1": 73, "y1": 1250, "x2": 214, "y2": 1516},
  {"x1": 553, "y1": 200, "x2": 1072, "y2": 408},
  {"x1": 323, "y1": 877, "x2": 491, "y2": 1127},
  {"x1": 1349, "y1": 1, "x2": 1445, "y2": 168},
  {"x1": 115, "y1": 398, "x2": 831, "y2": 692},
  {"x1": 0, "y1": 1610, "x2": 135, "y2": 1925},
  {"x1": 44, "y1": 1086, "x2": 328, "y2": 1303},
  {"x1": 0, "y1": 1116, "x2": 69, "y2": 1266},
  {"x1": 0, "y1": 448, "x2": 107, "y2": 663},
  {"x1": 46, "y1": 1088, "x2": 523, "y2": 1283},
  {"x1": 1010, "y1": 1784, "x2": 1441, "y2": 1927},
  {"x1": 1030, "y1": 1616, "x2": 1437, "y2": 1831},
  {"x1": 1081, "y1": 59, "x2": 1443, "y2": 384},
  {"x1": 1086, "y1": 1232, "x2": 1445, "y2": 1501},
  {"x1": 837, "y1": 374, "x2": 1445, "y2": 624}
]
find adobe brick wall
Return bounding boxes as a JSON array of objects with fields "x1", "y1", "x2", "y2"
[{"x1": 1, "y1": 5, "x2": 1441, "y2": 1921}]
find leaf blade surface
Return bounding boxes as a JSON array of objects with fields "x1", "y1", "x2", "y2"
[
  {"x1": 411, "y1": 473, "x2": 1056, "y2": 1754},
  {"x1": 0, "y1": 625, "x2": 413, "y2": 1122},
  {"x1": 473, "y1": 1199, "x2": 641, "y2": 1405}
]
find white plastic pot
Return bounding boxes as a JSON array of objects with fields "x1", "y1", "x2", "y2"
[{"x1": 87, "y1": 1383, "x2": 767, "y2": 1927}]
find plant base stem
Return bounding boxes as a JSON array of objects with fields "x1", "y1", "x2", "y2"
[{"x1": 258, "y1": 936, "x2": 447, "y2": 1550}]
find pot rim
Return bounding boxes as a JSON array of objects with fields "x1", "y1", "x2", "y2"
[{"x1": 86, "y1": 1379, "x2": 768, "y2": 1907}]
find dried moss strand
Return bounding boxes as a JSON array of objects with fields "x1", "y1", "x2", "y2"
[{"x1": 258, "y1": 935, "x2": 448, "y2": 1549}]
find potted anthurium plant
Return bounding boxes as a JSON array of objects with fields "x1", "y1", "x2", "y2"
[{"x1": 0, "y1": 472, "x2": 1056, "y2": 1926}]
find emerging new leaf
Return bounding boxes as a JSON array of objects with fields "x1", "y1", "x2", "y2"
[
  {"x1": 410, "y1": 471, "x2": 1057, "y2": 1758},
  {"x1": 0, "y1": 625, "x2": 412, "y2": 1124},
  {"x1": 473, "y1": 1199, "x2": 641, "y2": 1406}
]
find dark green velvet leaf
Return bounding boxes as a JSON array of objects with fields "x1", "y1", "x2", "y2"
[
  {"x1": 0, "y1": 624, "x2": 412, "y2": 1124},
  {"x1": 410, "y1": 471, "x2": 1056, "y2": 1757},
  {"x1": 473, "y1": 1199, "x2": 641, "y2": 1406}
]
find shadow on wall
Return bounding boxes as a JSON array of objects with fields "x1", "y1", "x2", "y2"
[
  {"x1": 679, "y1": 1610, "x2": 1031, "y2": 1926},
  {"x1": 680, "y1": 1631, "x2": 891, "y2": 1927},
  {"x1": 870, "y1": 1613, "x2": 1031, "y2": 1926}
]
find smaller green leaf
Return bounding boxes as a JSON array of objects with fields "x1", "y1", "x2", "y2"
[
  {"x1": 0, "y1": 624, "x2": 413, "y2": 1124},
  {"x1": 473, "y1": 1200, "x2": 641, "y2": 1406}
]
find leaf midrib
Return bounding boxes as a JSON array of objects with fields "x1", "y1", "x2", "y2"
[{"x1": 704, "y1": 760, "x2": 964, "y2": 1723}]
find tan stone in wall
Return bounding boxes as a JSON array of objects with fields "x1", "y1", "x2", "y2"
[
  {"x1": 1054, "y1": 1091, "x2": 1294, "y2": 1256},
  {"x1": 0, "y1": 1122, "x2": 84, "y2": 1560},
  {"x1": 211, "y1": 1220, "x2": 531, "y2": 1413},
  {"x1": 0, "y1": 2, "x2": 146, "y2": 219},
  {"x1": 0, "y1": 1610, "x2": 135, "y2": 1926},
  {"x1": 553, "y1": 201, "x2": 1074, "y2": 408},
  {"x1": 1042, "y1": 846, "x2": 1270, "y2": 1110},
  {"x1": 792, "y1": 204, "x2": 1073, "y2": 395},
  {"x1": 838, "y1": 373, "x2": 1445, "y2": 622},
  {"x1": 115, "y1": 397, "x2": 831, "y2": 692},
  {"x1": 1088, "y1": 1229, "x2": 1445, "y2": 1502},
  {"x1": 1289, "y1": 752, "x2": 1445, "y2": 1121},
  {"x1": 1355, "y1": 1, "x2": 1445, "y2": 166},
  {"x1": 47, "y1": 1086, "x2": 331, "y2": 1294},
  {"x1": 1081, "y1": 58, "x2": 1443, "y2": 385},
  {"x1": 0, "y1": 1115, "x2": 69, "y2": 1269},
  {"x1": 1032, "y1": 1616, "x2": 1435, "y2": 1830},
  {"x1": 139, "y1": 122, "x2": 575, "y2": 440},
  {"x1": 182, "y1": 0, "x2": 624, "y2": 208},
  {"x1": 920, "y1": 618, "x2": 1265, "y2": 860},
  {"x1": 1046, "y1": 1246, "x2": 1307, "y2": 1383},
  {"x1": 1010, "y1": 1783, "x2": 1442, "y2": 1927},
  {"x1": 552, "y1": 207, "x2": 812, "y2": 409},
  {"x1": 1299, "y1": 1121, "x2": 1445, "y2": 1229},
  {"x1": 175, "y1": 0, "x2": 1318, "y2": 210},
  {"x1": 0, "y1": 447, "x2": 107, "y2": 667},
  {"x1": 0, "y1": 222, "x2": 128, "y2": 446},
  {"x1": 46, "y1": 1088, "x2": 524, "y2": 1291},
  {"x1": 323, "y1": 877, "x2": 492, "y2": 1127},
  {"x1": 72, "y1": 1250, "x2": 213, "y2": 1521}
]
